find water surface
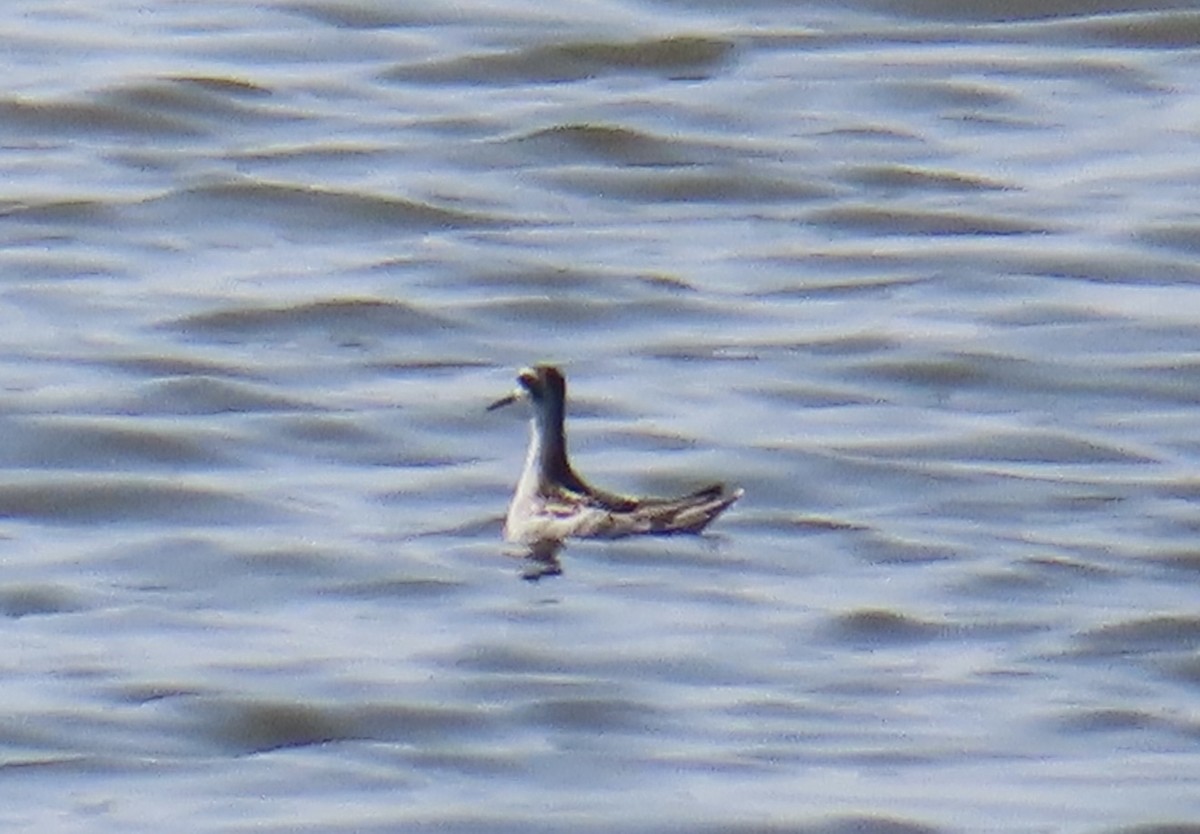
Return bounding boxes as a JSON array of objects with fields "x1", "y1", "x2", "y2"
[{"x1": 2, "y1": 1, "x2": 1200, "y2": 831}]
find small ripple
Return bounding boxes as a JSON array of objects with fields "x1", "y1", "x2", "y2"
[
  {"x1": 957, "y1": 555, "x2": 1117, "y2": 599},
  {"x1": 815, "y1": 123, "x2": 924, "y2": 143},
  {"x1": 168, "y1": 298, "x2": 455, "y2": 343},
  {"x1": 0, "y1": 476, "x2": 279, "y2": 525},
  {"x1": 1146, "y1": 550, "x2": 1200, "y2": 573},
  {"x1": 265, "y1": 414, "x2": 379, "y2": 445},
  {"x1": 538, "y1": 165, "x2": 832, "y2": 203},
  {"x1": 98, "y1": 75, "x2": 274, "y2": 122},
  {"x1": 1053, "y1": 707, "x2": 1164, "y2": 734},
  {"x1": 226, "y1": 142, "x2": 391, "y2": 168},
  {"x1": 368, "y1": 358, "x2": 492, "y2": 375},
  {"x1": 401, "y1": 748, "x2": 527, "y2": 777},
  {"x1": 1138, "y1": 222, "x2": 1200, "y2": 256},
  {"x1": 229, "y1": 545, "x2": 345, "y2": 580},
  {"x1": 1165, "y1": 656, "x2": 1200, "y2": 688},
  {"x1": 809, "y1": 204, "x2": 1051, "y2": 236},
  {"x1": 383, "y1": 35, "x2": 736, "y2": 85},
  {"x1": 812, "y1": 819, "x2": 944, "y2": 834},
  {"x1": 97, "y1": 354, "x2": 259, "y2": 379},
  {"x1": 329, "y1": 576, "x2": 465, "y2": 601},
  {"x1": 498, "y1": 123, "x2": 707, "y2": 167},
  {"x1": 1071, "y1": 10, "x2": 1200, "y2": 49},
  {"x1": 133, "y1": 377, "x2": 311, "y2": 415},
  {"x1": 877, "y1": 78, "x2": 1021, "y2": 112},
  {"x1": 91, "y1": 535, "x2": 347, "y2": 596},
  {"x1": 454, "y1": 644, "x2": 572, "y2": 676},
  {"x1": 0, "y1": 416, "x2": 230, "y2": 469},
  {"x1": 189, "y1": 697, "x2": 495, "y2": 755},
  {"x1": 0, "y1": 95, "x2": 201, "y2": 138},
  {"x1": 1073, "y1": 615, "x2": 1200, "y2": 657},
  {"x1": 742, "y1": 512, "x2": 871, "y2": 534},
  {"x1": 142, "y1": 178, "x2": 511, "y2": 236},
  {"x1": 841, "y1": 430, "x2": 1153, "y2": 465},
  {"x1": 680, "y1": 820, "x2": 943, "y2": 834},
  {"x1": 852, "y1": 532, "x2": 958, "y2": 565},
  {"x1": 840, "y1": 163, "x2": 1014, "y2": 193},
  {"x1": 826, "y1": 609, "x2": 947, "y2": 646},
  {"x1": 1050, "y1": 706, "x2": 1200, "y2": 746},
  {"x1": 468, "y1": 294, "x2": 729, "y2": 329},
  {"x1": 1022, "y1": 555, "x2": 1120, "y2": 580},
  {"x1": 747, "y1": 383, "x2": 880, "y2": 409},
  {"x1": 957, "y1": 567, "x2": 1059, "y2": 598},
  {"x1": 109, "y1": 682, "x2": 209, "y2": 706},
  {"x1": 196, "y1": 699, "x2": 348, "y2": 754},
  {"x1": 518, "y1": 696, "x2": 663, "y2": 734},
  {"x1": 849, "y1": 348, "x2": 1200, "y2": 407},
  {"x1": 0, "y1": 251, "x2": 121, "y2": 281},
  {"x1": 0, "y1": 584, "x2": 84, "y2": 618},
  {"x1": 853, "y1": 352, "x2": 1025, "y2": 389},
  {"x1": 449, "y1": 263, "x2": 696, "y2": 298},
  {"x1": 284, "y1": 1, "x2": 430, "y2": 28},
  {"x1": 0, "y1": 198, "x2": 118, "y2": 226},
  {"x1": 985, "y1": 302, "x2": 1117, "y2": 327},
  {"x1": 1007, "y1": 249, "x2": 1200, "y2": 285},
  {"x1": 1104, "y1": 825, "x2": 1200, "y2": 834},
  {"x1": 854, "y1": 1, "x2": 1149, "y2": 24}
]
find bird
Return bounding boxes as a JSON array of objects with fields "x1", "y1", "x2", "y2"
[{"x1": 488, "y1": 364, "x2": 742, "y2": 570}]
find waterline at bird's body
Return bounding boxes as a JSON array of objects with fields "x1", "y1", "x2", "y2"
[{"x1": 489, "y1": 365, "x2": 742, "y2": 566}]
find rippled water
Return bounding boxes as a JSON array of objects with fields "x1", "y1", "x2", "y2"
[{"x1": 3, "y1": 1, "x2": 1200, "y2": 831}]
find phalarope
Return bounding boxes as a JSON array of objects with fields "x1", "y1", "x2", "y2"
[{"x1": 488, "y1": 365, "x2": 742, "y2": 562}]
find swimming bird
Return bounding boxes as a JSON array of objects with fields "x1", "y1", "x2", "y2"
[{"x1": 488, "y1": 365, "x2": 742, "y2": 563}]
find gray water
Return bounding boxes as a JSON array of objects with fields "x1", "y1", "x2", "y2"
[{"x1": 3, "y1": 1, "x2": 1200, "y2": 831}]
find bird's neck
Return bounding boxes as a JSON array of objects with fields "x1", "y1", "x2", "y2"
[{"x1": 518, "y1": 402, "x2": 573, "y2": 495}]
